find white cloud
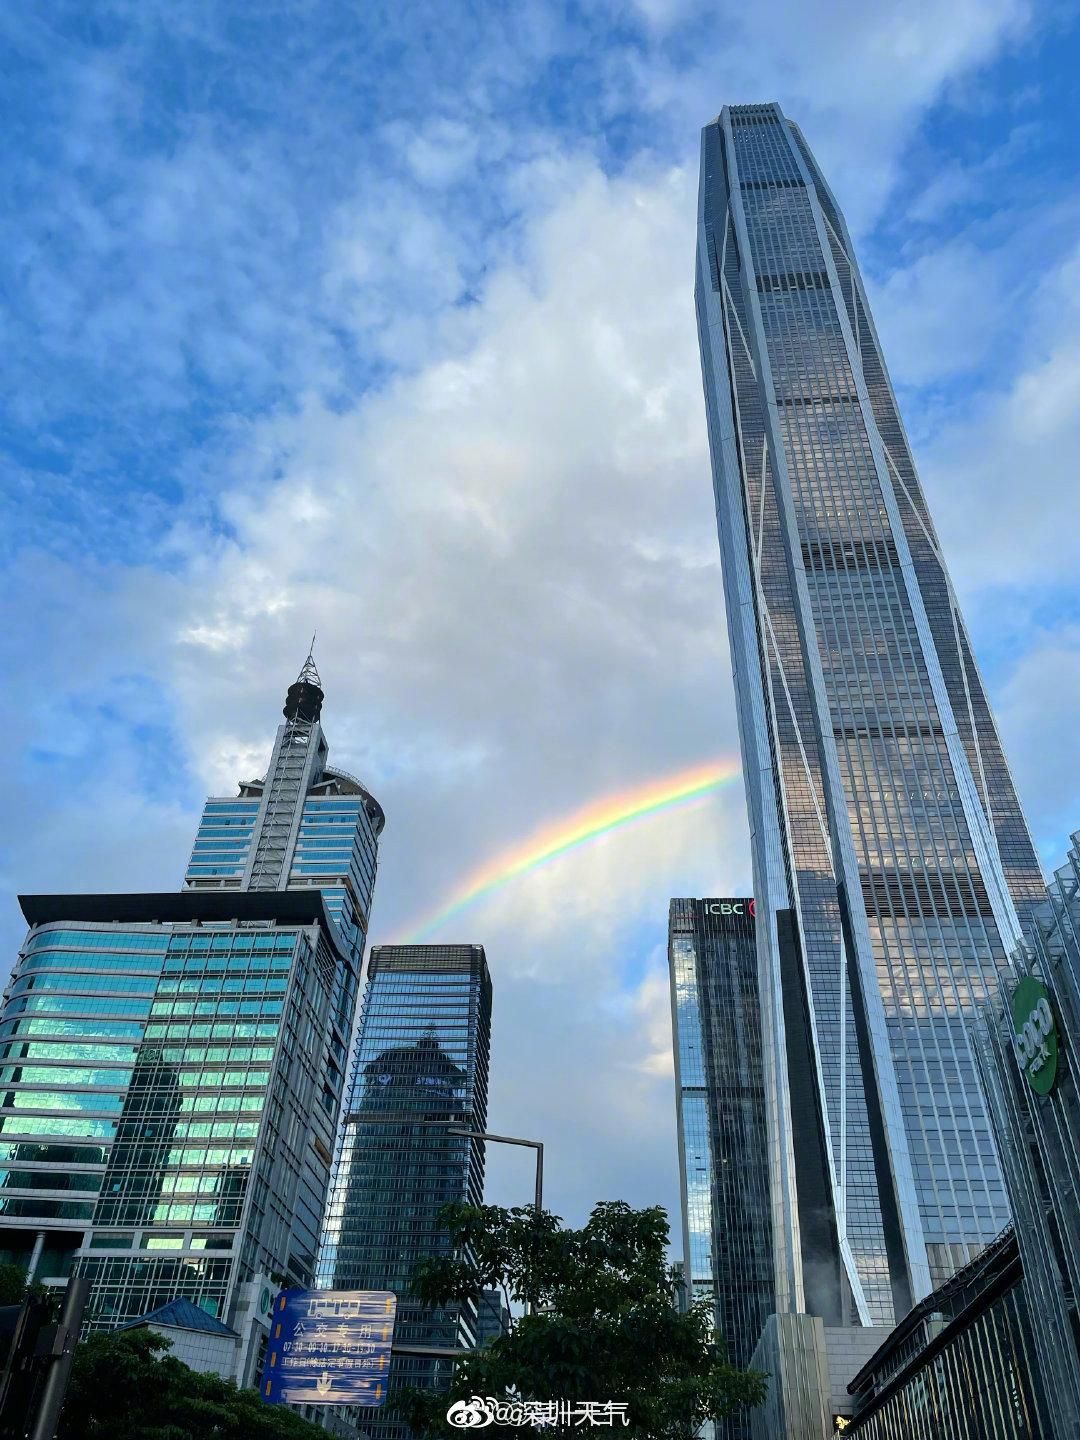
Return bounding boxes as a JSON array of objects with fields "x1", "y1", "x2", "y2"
[
  {"x1": 629, "y1": 961, "x2": 678, "y2": 1079},
  {"x1": 922, "y1": 240, "x2": 1080, "y2": 596},
  {"x1": 904, "y1": 122, "x2": 1041, "y2": 225},
  {"x1": 403, "y1": 118, "x2": 485, "y2": 188},
  {"x1": 629, "y1": 0, "x2": 1033, "y2": 233},
  {"x1": 868, "y1": 242, "x2": 1008, "y2": 386},
  {"x1": 483, "y1": 966, "x2": 683, "y2": 1225},
  {"x1": 995, "y1": 626, "x2": 1080, "y2": 866},
  {"x1": 0, "y1": 157, "x2": 751, "y2": 1224}
]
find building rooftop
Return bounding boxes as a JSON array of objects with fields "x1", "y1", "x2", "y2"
[
  {"x1": 847, "y1": 1227, "x2": 1020, "y2": 1402},
  {"x1": 18, "y1": 890, "x2": 348, "y2": 963},
  {"x1": 117, "y1": 1296, "x2": 239, "y2": 1338}
]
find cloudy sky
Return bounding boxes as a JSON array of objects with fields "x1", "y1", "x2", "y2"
[{"x1": 3, "y1": 0, "x2": 1080, "y2": 1231}]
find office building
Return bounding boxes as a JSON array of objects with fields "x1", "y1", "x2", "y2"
[
  {"x1": 317, "y1": 944, "x2": 492, "y2": 1438},
  {"x1": 0, "y1": 659, "x2": 382, "y2": 1381},
  {"x1": 183, "y1": 650, "x2": 381, "y2": 974},
  {"x1": 695, "y1": 102, "x2": 1044, "y2": 1333},
  {"x1": 475, "y1": 1289, "x2": 511, "y2": 1348},
  {"x1": 669, "y1": 897, "x2": 773, "y2": 1422},
  {"x1": 976, "y1": 829, "x2": 1080, "y2": 1438}
]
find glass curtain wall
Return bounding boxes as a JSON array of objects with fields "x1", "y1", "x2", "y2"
[
  {"x1": 318, "y1": 944, "x2": 492, "y2": 1440},
  {"x1": 695, "y1": 103, "x2": 1044, "y2": 1322}
]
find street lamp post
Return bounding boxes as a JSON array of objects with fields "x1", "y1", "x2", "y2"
[
  {"x1": 445, "y1": 1126, "x2": 544, "y2": 1319},
  {"x1": 390, "y1": 1124, "x2": 547, "y2": 1358},
  {"x1": 446, "y1": 1127, "x2": 543, "y2": 1215}
]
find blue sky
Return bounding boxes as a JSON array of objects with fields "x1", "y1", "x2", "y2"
[{"x1": 2, "y1": 0, "x2": 1080, "y2": 1223}]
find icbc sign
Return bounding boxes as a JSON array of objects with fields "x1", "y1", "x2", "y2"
[{"x1": 701, "y1": 898, "x2": 756, "y2": 919}]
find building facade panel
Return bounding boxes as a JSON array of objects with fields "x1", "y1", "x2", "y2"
[{"x1": 0, "y1": 898, "x2": 352, "y2": 1336}]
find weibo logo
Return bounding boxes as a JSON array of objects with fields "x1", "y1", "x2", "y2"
[{"x1": 446, "y1": 1397, "x2": 494, "y2": 1428}]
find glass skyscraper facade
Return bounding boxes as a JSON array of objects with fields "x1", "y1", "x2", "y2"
[
  {"x1": 2, "y1": 894, "x2": 347, "y2": 1339},
  {"x1": 318, "y1": 944, "x2": 492, "y2": 1439},
  {"x1": 184, "y1": 652, "x2": 382, "y2": 980},
  {"x1": 0, "y1": 659, "x2": 382, "y2": 1375},
  {"x1": 696, "y1": 103, "x2": 1045, "y2": 1328},
  {"x1": 669, "y1": 898, "x2": 773, "y2": 1440}
]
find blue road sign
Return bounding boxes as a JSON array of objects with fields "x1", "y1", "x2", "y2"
[{"x1": 261, "y1": 1288, "x2": 397, "y2": 1407}]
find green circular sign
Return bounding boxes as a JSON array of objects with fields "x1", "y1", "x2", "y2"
[{"x1": 1011, "y1": 976, "x2": 1058, "y2": 1096}]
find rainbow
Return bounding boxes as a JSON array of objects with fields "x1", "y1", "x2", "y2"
[{"x1": 392, "y1": 756, "x2": 741, "y2": 944}]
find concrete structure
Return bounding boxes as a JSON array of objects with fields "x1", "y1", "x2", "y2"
[
  {"x1": 695, "y1": 101, "x2": 1043, "y2": 1343},
  {"x1": 748, "y1": 1316, "x2": 887, "y2": 1439},
  {"x1": 118, "y1": 1294, "x2": 240, "y2": 1376},
  {"x1": 748, "y1": 1314, "x2": 830, "y2": 1440}
]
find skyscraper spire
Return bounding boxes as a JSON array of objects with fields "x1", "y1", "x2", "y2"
[
  {"x1": 284, "y1": 636, "x2": 324, "y2": 723},
  {"x1": 297, "y1": 633, "x2": 321, "y2": 688}
]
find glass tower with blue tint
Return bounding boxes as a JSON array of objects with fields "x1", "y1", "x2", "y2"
[
  {"x1": 669, "y1": 898, "x2": 773, "y2": 1440},
  {"x1": 317, "y1": 944, "x2": 492, "y2": 1439},
  {"x1": 184, "y1": 651, "x2": 383, "y2": 975},
  {"x1": 0, "y1": 659, "x2": 382, "y2": 1381},
  {"x1": 696, "y1": 103, "x2": 1046, "y2": 1331}
]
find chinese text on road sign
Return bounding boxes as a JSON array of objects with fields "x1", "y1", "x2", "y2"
[{"x1": 262, "y1": 1289, "x2": 397, "y2": 1407}]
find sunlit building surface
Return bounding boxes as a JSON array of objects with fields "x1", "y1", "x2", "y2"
[
  {"x1": 696, "y1": 101, "x2": 1045, "y2": 1331},
  {"x1": 669, "y1": 897, "x2": 773, "y2": 1436},
  {"x1": 318, "y1": 944, "x2": 492, "y2": 1439},
  {"x1": 0, "y1": 658, "x2": 382, "y2": 1380}
]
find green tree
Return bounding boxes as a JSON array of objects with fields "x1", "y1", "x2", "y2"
[
  {"x1": 0, "y1": 1264, "x2": 28, "y2": 1306},
  {"x1": 56, "y1": 1327, "x2": 326, "y2": 1440},
  {"x1": 396, "y1": 1200, "x2": 766, "y2": 1438}
]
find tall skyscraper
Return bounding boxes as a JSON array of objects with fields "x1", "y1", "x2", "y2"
[
  {"x1": 695, "y1": 103, "x2": 1045, "y2": 1330},
  {"x1": 669, "y1": 898, "x2": 773, "y2": 1440},
  {"x1": 183, "y1": 650, "x2": 381, "y2": 978},
  {"x1": 0, "y1": 659, "x2": 382, "y2": 1380},
  {"x1": 317, "y1": 944, "x2": 492, "y2": 1439}
]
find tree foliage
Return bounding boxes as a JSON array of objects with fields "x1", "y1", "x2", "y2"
[
  {"x1": 396, "y1": 1200, "x2": 766, "y2": 1438},
  {"x1": 0, "y1": 1264, "x2": 29, "y2": 1307},
  {"x1": 56, "y1": 1327, "x2": 326, "y2": 1440}
]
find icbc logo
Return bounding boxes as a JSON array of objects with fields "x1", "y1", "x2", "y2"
[{"x1": 702, "y1": 898, "x2": 755, "y2": 918}]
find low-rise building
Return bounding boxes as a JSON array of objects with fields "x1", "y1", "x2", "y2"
[{"x1": 843, "y1": 1228, "x2": 1050, "y2": 1438}]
